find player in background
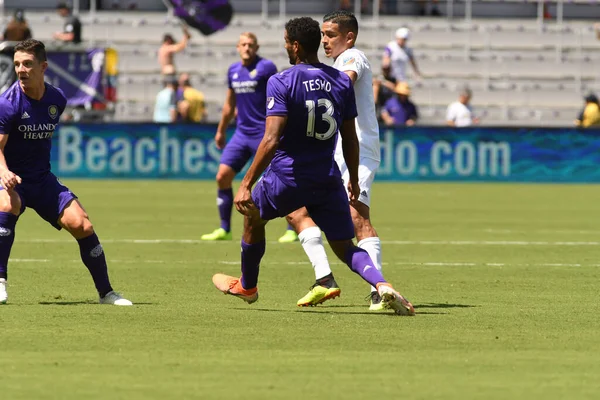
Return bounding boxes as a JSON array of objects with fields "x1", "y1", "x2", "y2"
[
  {"x1": 200, "y1": 32, "x2": 281, "y2": 241},
  {"x1": 212, "y1": 17, "x2": 414, "y2": 316},
  {"x1": 0, "y1": 39, "x2": 131, "y2": 306},
  {"x1": 286, "y1": 11, "x2": 391, "y2": 311}
]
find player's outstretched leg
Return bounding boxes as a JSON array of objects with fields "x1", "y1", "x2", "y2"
[
  {"x1": 213, "y1": 213, "x2": 266, "y2": 304},
  {"x1": 286, "y1": 209, "x2": 340, "y2": 306},
  {"x1": 329, "y1": 240, "x2": 414, "y2": 316},
  {"x1": 202, "y1": 164, "x2": 236, "y2": 241},
  {"x1": 278, "y1": 222, "x2": 299, "y2": 243},
  {"x1": 61, "y1": 200, "x2": 132, "y2": 306}
]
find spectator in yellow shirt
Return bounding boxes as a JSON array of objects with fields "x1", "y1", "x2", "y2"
[
  {"x1": 575, "y1": 94, "x2": 600, "y2": 128},
  {"x1": 177, "y1": 73, "x2": 207, "y2": 122}
]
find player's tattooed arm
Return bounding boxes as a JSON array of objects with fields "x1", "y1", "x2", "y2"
[
  {"x1": 0, "y1": 134, "x2": 21, "y2": 190},
  {"x1": 234, "y1": 116, "x2": 286, "y2": 215},
  {"x1": 339, "y1": 118, "x2": 360, "y2": 203}
]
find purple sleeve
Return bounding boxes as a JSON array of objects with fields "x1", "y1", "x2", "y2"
[
  {"x1": 265, "y1": 75, "x2": 288, "y2": 117},
  {"x1": 384, "y1": 46, "x2": 392, "y2": 57},
  {"x1": 343, "y1": 81, "x2": 358, "y2": 120},
  {"x1": 264, "y1": 60, "x2": 278, "y2": 80},
  {"x1": 0, "y1": 99, "x2": 16, "y2": 135}
]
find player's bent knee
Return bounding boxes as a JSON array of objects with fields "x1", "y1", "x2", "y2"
[
  {"x1": 0, "y1": 190, "x2": 22, "y2": 215},
  {"x1": 216, "y1": 165, "x2": 236, "y2": 187}
]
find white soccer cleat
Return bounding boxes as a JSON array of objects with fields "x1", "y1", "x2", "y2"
[
  {"x1": 0, "y1": 278, "x2": 7, "y2": 304},
  {"x1": 99, "y1": 291, "x2": 133, "y2": 306},
  {"x1": 377, "y1": 283, "x2": 415, "y2": 316}
]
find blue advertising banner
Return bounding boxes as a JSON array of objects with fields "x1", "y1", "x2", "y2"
[{"x1": 50, "y1": 124, "x2": 600, "y2": 182}]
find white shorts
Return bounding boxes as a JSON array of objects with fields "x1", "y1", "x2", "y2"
[{"x1": 335, "y1": 153, "x2": 380, "y2": 207}]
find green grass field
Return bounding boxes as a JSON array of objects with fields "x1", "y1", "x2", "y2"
[{"x1": 2, "y1": 180, "x2": 600, "y2": 399}]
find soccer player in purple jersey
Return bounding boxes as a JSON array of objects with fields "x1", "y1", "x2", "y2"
[
  {"x1": 200, "y1": 32, "x2": 282, "y2": 241},
  {"x1": 212, "y1": 17, "x2": 414, "y2": 316},
  {"x1": 0, "y1": 39, "x2": 131, "y2": 306}
]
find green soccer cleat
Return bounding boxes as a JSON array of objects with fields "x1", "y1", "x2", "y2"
[
  {"x1": 297, "y1": 283, "x2": 341, "y2": 307},
  {"x1": 278, "y1": 230, "x2": 299, "y2": 243},
  {"x1": 201, "y1": 228, "x2": 232, "y2": 241},
  {"x1": 367, "y1": 291, "x2": 387, "y2": 311}
]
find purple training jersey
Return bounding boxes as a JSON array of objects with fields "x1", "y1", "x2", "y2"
[
  {"x1": 266, "y1": 63, "x2": 357, "y2": 187},
  {"x1": 0, "y1": 81, "x2": 67, "y2": 183},
  {"x1": 228, "y1": 56, "x2": 277, "y2": 136}
]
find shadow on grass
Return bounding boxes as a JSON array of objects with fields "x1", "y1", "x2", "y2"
[
  {"x1": 39, "y1": 301, "x2": 154, "y2": 306},
  {"x1": 415, "y1": 303, "x2": 477, "y2": 309}
]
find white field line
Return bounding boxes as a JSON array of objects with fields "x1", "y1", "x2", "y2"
[
  {"x1": 10, "y1": 259, "x2": 600, "y2": 268},
  {"x1": 19, "y1": 238, "x2": 600, "y2": 246}
]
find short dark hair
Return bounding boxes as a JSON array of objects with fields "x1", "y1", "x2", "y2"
[
  {"x1": 323, "y1": 10, "x2": 359, "y2": 36},
  {"x1": 14, "y1": 39, "x2": 47, "y2": 62},
  {"x1": 285, "y1": 17, "x2": 321, "y2": 55},
  {"x1": 163, "y1": 34, "x2": 175, "y2": 43},
  {"x1": 56, "y1": 2, "x2": 71, "y2": 10}
]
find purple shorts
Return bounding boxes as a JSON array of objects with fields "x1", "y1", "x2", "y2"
[
  {"x1": 12, "y1": 173, "x2": 78, "y2": 230},
  {"x1": 252, "y1": 169, "x2": 354, "y2": 241},
  {"x1": 220, "y1": 130, "x2": 263, "y2": 172}
]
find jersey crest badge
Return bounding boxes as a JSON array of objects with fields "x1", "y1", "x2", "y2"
[
  {"x1": 343, "y1": 56, "x2": 355, "y2": 66},
  {"x1": 249, "y1": 69, "x2": 257, "y2": 78},
  {"x1": 48, "y1": 105, "x2": 58, "y2": 119}
]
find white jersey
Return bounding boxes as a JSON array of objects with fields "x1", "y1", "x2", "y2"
[
  {"x1": 384, "y1": 41, "x2": 414, "y2": 82},
  {"x1": 446, "y1": 101, "x2": 474, "y2": 127},
  {"x1": 333, "y1": 47, "x2": 380, "y2": 161}
]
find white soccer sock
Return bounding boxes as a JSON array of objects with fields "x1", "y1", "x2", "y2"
[
  {"x1": 358, "y1": 237, "x2": 382, "y2": 293},
  {"x1": 298, "y1": 226, "x2": 332, "y2": 280}
]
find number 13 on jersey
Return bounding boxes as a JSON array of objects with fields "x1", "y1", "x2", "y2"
[{"x1": 305, "y1": 99, "x2": 337, "y2": 140}]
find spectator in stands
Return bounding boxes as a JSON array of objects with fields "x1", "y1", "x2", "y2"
[
  {"x1": 153, "y1": 77, "x2": 178, "y2": 123},
  {"x1": 158, "y1": 27, "x2": 191, "y2": 77},
  {"x1": 53, "y1": 2, "x2": 82, "y2": 44},
  {"x1": 575, "y1": 94, "x2": 600, "y2": 128},
  {"x1": 418, "y1": 0, "x2": 441, "y2": 16},
  {"x1": 1, "y1": 9, "x2": 32, "y2": 42},
  {"x1": 380, "y1": 82, "x2": 418, "y2": 126},
  {"x1": 446, "y1": 86, "x2": 479, "y2": 127},
  {"x1": 382, "y1": 27, "x2": 422, "y2": 84},
  {"x1": 177, "y1": 73, "x2": 207, "y2": 122}
]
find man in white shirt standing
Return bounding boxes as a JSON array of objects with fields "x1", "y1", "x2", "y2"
[
  {"x1": 284, "y1": 10, "x2": 413, "y2": 313},
  {"x1": 446, "y1": 86, "x2": 479, "y2": 127},
  {"x1": 382, "y1": 27, "x2": 422, "y2": 83}
]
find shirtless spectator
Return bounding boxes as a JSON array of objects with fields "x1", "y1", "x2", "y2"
[
  {"x1": 1, "y1": 9, "x2": 32, "y2": 42},
  {"x1": 158, "y1": 27, "x2": 191, "y2": 77}
]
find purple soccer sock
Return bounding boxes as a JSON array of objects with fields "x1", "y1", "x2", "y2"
[
  {"x1": 345, "y1": 246, "x2": 387, "y2": 288},
  {"x1": 0, "y1": 212, "x2": 17, "y2": 280},
  {"x1": 240, "y1": 239, "x2": 265, "y2": 289},
  {"x1": 286, "y1": 222, "x2": 294, "y2": 231},
  {"x1": 77, "y1": 233, "x2": 113, "y2": 297},
  {"x1": 218, "y1": 188, "x2": 233, "y2": 232}
]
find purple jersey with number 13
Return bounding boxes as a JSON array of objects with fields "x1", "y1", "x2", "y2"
[{"x1": 265, "y1": 63, "x2": 357, "y2": 188}]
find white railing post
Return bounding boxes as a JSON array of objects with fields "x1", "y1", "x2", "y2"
[
  {"x1": 261, "y1": 0, "x2": 268, "y2": 25},
  {"x1": 576, "y1": 26, "x2": 583, "y2": 92},
  {"x1": 373, "y1": 0, "x2": 380, "y2": 27},
  {"x1": 73, "y1": 0, "x2": 80, "y2": 16},
  {"x1": 465, "y1": 0, "x2": 472, "y2": 25},
  {"x1": 279, "y1": 0, "x2": 286, "y2": 25},
  {"x1": 354, "y1": 0, "x2": 361, "y2": 21},
  {"x1": 537, "y1": 0, "x2": 544, "y2": 33},
  {"x1": 484, "y1": 28, "x2": 491, "y2": 90},
  {"x1": 447, "y1": 0, "x2": 454, "y2": 20}
]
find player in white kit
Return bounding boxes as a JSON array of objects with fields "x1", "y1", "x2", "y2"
[{"x1": 286, "y1": 10, "x2": 406, "y2": 310}]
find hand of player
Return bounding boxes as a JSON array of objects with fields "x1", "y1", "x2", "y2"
[
  {"x1": 183, "y1": 26, "x2": 191, "y2": 39},
  {"x1": 215, "y1": 131, "x2": 226, "y2": 150},
  {"x1": 0, "y1": 170, "x2": 22, "y2": 190},
  {"x1": 347, "y1": 179, "x2": 360, "y2": 204},
  {"x1": 234, "y1": 185, "x2": 257, "y2": 216}
]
